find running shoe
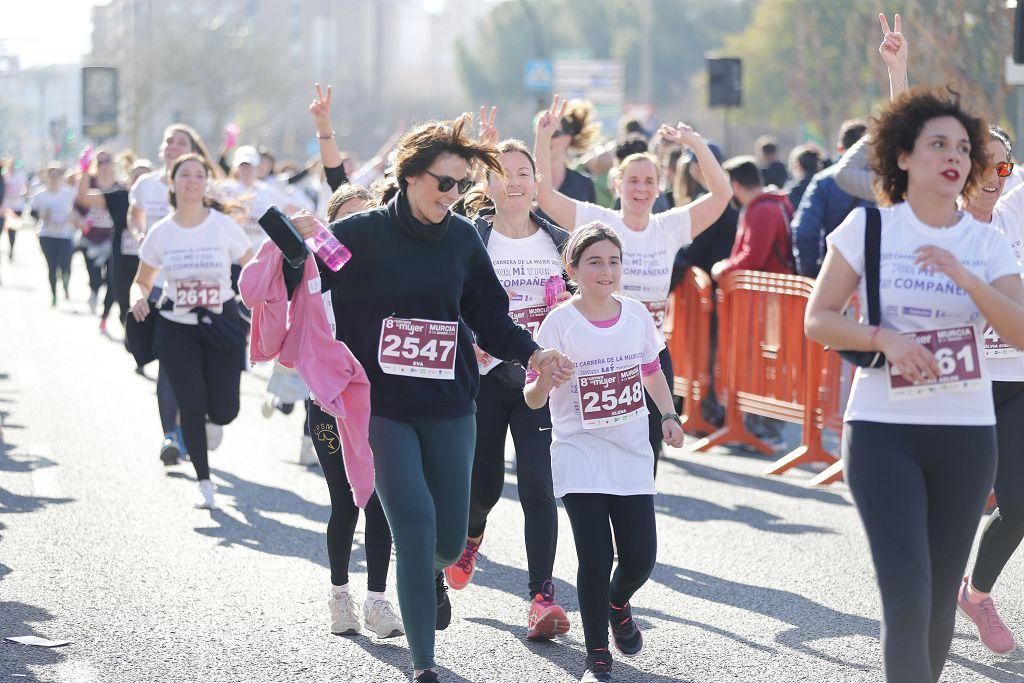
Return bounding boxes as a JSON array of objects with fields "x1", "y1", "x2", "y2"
[
  {"x1": 174, "y1": 425, "x2": 190, "y2": 461},
  {"x1": 298, "y1": 435, "x2": 318, "y2": 466},
  {"x1": 195, "y1": 479, "x2": 216, "y2": 509},
  {"x1": 609, "y1": 601, "x2": 643, "y2": 657},
  {"x1": 435, "y1": 572, "x2": 452, "y2": 630},
  {"x1": 580, "y1": 650, "x2": 613, "y2": 682},
  {"x1": 958, "y1": 576, "x2": 1016, "y2": 654},
  {"x1": 159, "y1": 434, "x2": 180, "y2": 466},
  {"x1": 99, "y1": 317, "x2": 108, "y2": 334},
  {"x1": 527, "y1": 580, "x2": 571, "y2": 641},
  {"x1": 444, "y1": 538, "x2": 482, "y2": 590},
  {"x1": 206, "y1": 422, "x2": 223, "y2": 451},
  {"x1": 364, "y1": 597, "x2": 404, "y2": 638},
  {"x1": 328, "y1": 590, "x2": 361, "y2": 635},
  {"x1": 414, "y1": 671, "x2": 439, "y2": 683},
  {"x1": 261, "y1": 397, "x2": 276, "y2": 418}
]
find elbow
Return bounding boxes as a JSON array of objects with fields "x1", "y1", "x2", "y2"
[{"x1": 804, "y1": 311, "x2": 824, "y2": 345}]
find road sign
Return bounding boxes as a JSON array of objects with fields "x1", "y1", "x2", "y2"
[
  {"x1": 524, "y1": 59, "x2": 553, "y2": 93},
  {"x1": 82, "y1": 66, "x2": 119, "y2": 140},
  {"x1": 553, "y1": 59, "x2": 624, "y2": 135}
]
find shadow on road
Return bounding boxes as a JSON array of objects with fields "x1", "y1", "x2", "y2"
[
  {"x1": 0, "y1": 563, "x2": 69, "y2": 681},
  {"x1": 464, "y1": 616, "x2": 692, "y2": 682},
  {"x1": 651, "y1": 564, "x2": 879, "y2": 670},
  {"x1": 664, "y1": 456, "x2": 850, "y2": 507},
  {"x1": 343, "y1": 638, "x2": 475, "y2": 683},
  {"x1": 654, "y1": 491, "x2": 834, "y2": 535},
  {"x1": 946, "y1": 652, "x2": 1024, "y2": 682}
]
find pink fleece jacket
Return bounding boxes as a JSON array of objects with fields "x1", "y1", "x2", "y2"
[{"x1": 240, "y1": 241, "x2": 374, "y2": 508}]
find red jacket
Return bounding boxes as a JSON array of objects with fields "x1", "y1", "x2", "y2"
[{"x1": 718, "y1": 191, "x2": 794, "y2": 276}]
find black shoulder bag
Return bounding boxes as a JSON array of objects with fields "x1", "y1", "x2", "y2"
[{"x1": 836, "y1": 207, "x2": 886, "y2": 368}]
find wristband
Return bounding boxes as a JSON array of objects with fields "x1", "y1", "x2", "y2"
[
  {"x1": 317, "y1": 130, "x2": 335, "y2": 140},
  {"x1": 869, "y1": 325, "x2": 882, "y2": 351},
  {"x1": 661, "y1": 412, "x2": 682, "y2": 427}
]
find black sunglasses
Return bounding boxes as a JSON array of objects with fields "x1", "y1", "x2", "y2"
[{"x1": 425, "y1": 170, "x2": 473, "y2": 194}]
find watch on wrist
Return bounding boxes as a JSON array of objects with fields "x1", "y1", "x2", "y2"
[
  {"x1": 317, "y1": 130, "x2": 335, "y2": 140},
  {"x1": 661, "y1": 412, "x2": 682, "y2": 427}
]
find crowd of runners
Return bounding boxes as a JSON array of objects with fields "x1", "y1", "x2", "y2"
[{"x1": 4, "y1": 13, "x2": 1024, "y2": 683}]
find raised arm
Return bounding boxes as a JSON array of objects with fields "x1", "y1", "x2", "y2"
[
  {"x1": 75, "y1": 170, "x2": 106, "y2": 211},
  {"x1": 659, "y1": 122, "x2": 732, "y2": 239},
  {"x1": 533, "y1": 95, "x2": 579, "y2": 230},
  {"x1": 310, "y1": 83, "x2": 343, "y2": 173},
  {"x1": 878, "y1": 13, "x2": 909, "y2": 100}
]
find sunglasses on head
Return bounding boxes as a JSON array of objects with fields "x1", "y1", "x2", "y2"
[
  {"x1": 997, "y1": 161, "x2": 1015, "y2": 178},
  {"x1": 425, "y1": 170, "x2": 473, "y2": 194}
]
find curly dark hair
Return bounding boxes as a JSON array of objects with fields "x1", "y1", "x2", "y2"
[{"x1": 868, "y1": 86, "x2": 989, "y2": 206}]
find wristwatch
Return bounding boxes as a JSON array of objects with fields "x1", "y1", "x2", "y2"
[{"x1": 661, "y1": 412, "x2": 682, "y2": 427}]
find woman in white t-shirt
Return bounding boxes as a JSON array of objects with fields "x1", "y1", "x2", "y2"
[
  {"x1": 30, "y1": 164, "x2": 78, "y2": 306},
  {"x1": 954, "y1": 126, "x2": 1024, "y2": 653},
  {"x1": 129, "y1": 124, "x2": 222, "y2": 469},
  {"x1": 130, "y1": 154, "x2": 253, "y2": 510},
  {"x1": 534, "y1": 97, "x2": 731, "y2": 473},
  {"x1": 805, "y1": 88, "x2": 1024, "y2": 683},
  {"x1": 216, "y1": 145, "x2": 303, "y2": 253},
  {"x1": 525, "y1": 222, "x2": 684, "y2": 683}
]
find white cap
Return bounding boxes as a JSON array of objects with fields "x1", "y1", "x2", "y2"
[{"x1": 232, "y1": 145, "x2": 261, "y2": 169}]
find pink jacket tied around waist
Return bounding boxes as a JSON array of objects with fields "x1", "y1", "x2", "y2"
[{"x1": 240, "y1": 240, "x2": 374, "y2": 508}]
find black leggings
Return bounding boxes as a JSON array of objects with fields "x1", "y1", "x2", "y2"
[
  {"x1": 468, "y1": 371, "x2": 557, "y2": 598},
  {"x1": 39, "y1": 236, "x2": 73, "y2": 298},
  {"x1": 970, "y1": 381, "x2": 1024, "y2": 593},
  {"x1": 645, "y1": 347, "x2": 673, "y2": 475},
  {"x1": 307, "y1": 400, "x2": 393, "y2": 592},
  {"x1": 844, "y1": 420, "x2": 996, "y2": 683},
  {"x1": 155, "y1": 302, "x2": 243, "y2": 481},
  {"x1": 111, "y1": 253, "x2": 139, "y2": 326},
  {"x1": 83, "y1": 248, "x2": 116, "y2": 317},
  {"x1": 562, "y1": 493, "x2": 657, "y2": 653}
]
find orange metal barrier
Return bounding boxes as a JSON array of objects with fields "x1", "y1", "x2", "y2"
[
  {"x1": 664, "y1": 267, "x2": 719, "y2": 436},
  {"x1": 687, "y1": 271, "x2": 842, "y2": 476}
]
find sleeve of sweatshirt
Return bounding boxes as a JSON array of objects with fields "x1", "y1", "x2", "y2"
[
  {"x1": 792, "y1": 178, "x2": 827, "y2": 277},
  {"x1": 460, "y1": 240, "x2": 540, "y2": 366},
  {"x1": 719, "y1": 204, "x2": 778, "y2": 276},
  {"x1": 833, "y1": 137, "x2": 876, "y2": 202},
  {"x1": 325, "y1": 164, "x2": 349, "y2": 193}
]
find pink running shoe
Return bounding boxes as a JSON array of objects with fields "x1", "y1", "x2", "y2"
[
  {"x1": 958, "y1": 576, "x2": 1016, "y2": 655},
  {"x1": 444, "y1": 538, "x2": 481, "y2": 590}
]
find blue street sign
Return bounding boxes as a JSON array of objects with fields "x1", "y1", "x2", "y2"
[{"x1": 524, "y1": 59, "x2": 554, "y2": 92}]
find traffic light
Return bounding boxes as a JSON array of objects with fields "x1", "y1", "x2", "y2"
[{"x1": 707, "y1": 58, "x2": 742, "y2": 108}]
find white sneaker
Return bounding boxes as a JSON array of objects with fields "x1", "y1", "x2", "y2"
[
  {"x1": 261, "y1": 397, "x2": 276, "y2": 418},
  {"x1": 329, "y1": 591, "x2": 361, "y2": 635},
  {"x1": 298, "y1": 435, "x2": 318, "y2": 466},
  {"x1": 364, "y1": 598, "x2": 405, "y2": 638},
  {"x1": 196, "y1": 479, "x2": 216, "y2": 509},
  {"x1": 206, "y1": 423, "x2": 223, "y2": 451}
]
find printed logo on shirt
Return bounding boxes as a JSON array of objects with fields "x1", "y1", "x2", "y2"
[
  {"x1": 901, "y1": 306, "x2": 932, "y2": 318},
  {"x1": 313, "y1": 423, "x2": 341, "y2": 454}
]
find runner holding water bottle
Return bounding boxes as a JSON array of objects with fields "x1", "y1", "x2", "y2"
[
  {"x1": 805, "y1": 85, "x2": 1024, "y2": 682},
  {"x1": 524, "y1": 222, "x2": 684, "y2": 683},
  {"x1": 443, "y1": 112, "x2": 573, "y2": 641},
  {"x1": 534, "y1": 96, "x2": 732, "y2": 471}
]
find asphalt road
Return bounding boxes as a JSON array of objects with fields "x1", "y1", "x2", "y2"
[{"x1": 1, "y1": 234, "x2": 1022, "y2": 682}]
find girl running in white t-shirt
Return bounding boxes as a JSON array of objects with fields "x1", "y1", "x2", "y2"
[{"x1": 525, "y1": 222, "x2": 684, "y2": 683}]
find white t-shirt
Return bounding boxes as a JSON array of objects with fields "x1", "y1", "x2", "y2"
[
  {"x1": 573, "y1": 201, "x2": 692, "y2": 329},
  {"x1": 30, "y1": 186, "x2": 77, "y2": 239},
  {"x1": 535, "y1": 295, "x2": 665, "y2": 497},
  {"x1": 138, "y1": 209, "x2": 250, "y2": 325},
  {"x1": 128, "y1": 170, "x2": 172, "y2": 256},
  {"x1": 983, "y1": 184, "x2": 1024, "y2": 381},
  {"x1": 3, "y1": 170, "x2": 27, "y2": 212},
  {"x1": 480, "y1": 227, "x2": 564, "y2": 374},
  {"x1": 827, "y1": 204, "x2": 1021, "y2": 426},
  {"x1": 216, "y1": 179, "x2": 301, "y2": 251}
]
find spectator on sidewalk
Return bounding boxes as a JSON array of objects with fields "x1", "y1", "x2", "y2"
[
  {"x1": 756, "y1": 136, "x2": 789, "y2": 189},
  {"x1": 711, "y1": 156, "x2": 794, "y2": 281},
  {"x1": 792, "y1": 119, "x2": 872, "y2": 278},
  {"x1": 784, "y1": 143, "x2": 824, "y2": 210}
]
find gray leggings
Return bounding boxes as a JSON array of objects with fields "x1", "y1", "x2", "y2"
[
  {"x1": 369, "y1": 414, "x2": 476, "y2": 672},
  {"x1": 844, "y1": 420, "x2": 996, "y2": 683}
]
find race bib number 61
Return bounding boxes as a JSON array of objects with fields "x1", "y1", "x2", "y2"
[
  {"x1": 378, "y1": 317, "x2": 458, "y2": 380},
  {"x1": 888, "y1": 325, "x2": 984, "y2": 400},
  {"x1": 578, "y1": 365, "x2": 647, "y2": 429}
]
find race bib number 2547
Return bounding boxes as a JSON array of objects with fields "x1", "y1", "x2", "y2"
[{"x1": 378, "y1": 317, "x2": 458, "y2": 380}]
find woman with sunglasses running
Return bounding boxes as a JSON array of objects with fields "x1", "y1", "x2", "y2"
[
  {"x1": 292, "y1": 111, "x2": 572, "y2": 683},
  {"x1": 534, "y1": 96, "x2": 731, "y2": 472}
]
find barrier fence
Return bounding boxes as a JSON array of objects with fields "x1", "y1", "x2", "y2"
[{"x1": 664, "y1": 268, "x2": 847, "y2": 486}]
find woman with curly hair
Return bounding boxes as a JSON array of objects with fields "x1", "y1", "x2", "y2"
[{"x1": 804, "y1": 85, "x2": 1024, "y2": 682}]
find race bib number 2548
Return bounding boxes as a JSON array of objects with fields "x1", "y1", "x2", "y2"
[
  {"x1": 378, "y1": 317, "x2": 458, "y2": 380},
  {"x1": 578, "y1": 364, "x2": 647, "y2": 429}
]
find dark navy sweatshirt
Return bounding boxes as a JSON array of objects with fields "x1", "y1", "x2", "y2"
[{"x1": 319, "y1": 192, "x2": 540, "y2": 420}]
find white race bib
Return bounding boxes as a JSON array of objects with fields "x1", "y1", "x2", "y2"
[
  {"x1": 984, "y1": 325, "x2": 1021, "y2": 359},
  {"x1": 172, "y1": 279, "x2": 223, "y2": 315},
  {"x1": 378, "y1": 317, "x2": 458, "y2": 380}
]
